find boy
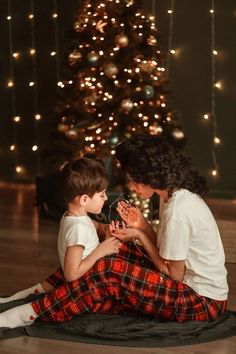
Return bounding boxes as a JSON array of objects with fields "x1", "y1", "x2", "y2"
[{"x1": 0, "y1": 157, "x2": 120, "y2": 328}]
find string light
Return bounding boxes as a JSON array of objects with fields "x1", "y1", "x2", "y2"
[
  {"x1": 52, "y1": 0, "x2": 61, "y2": 87},
  {"x1": 166, "y1": 0, "x2": 175, "y2": 77},
  {"x1": 29, "y1": 0, "x2": 41, "y2": 174},
  {"x1": 210, "y1": 0, "x2": 221, "y2": 177},
  {"x1": 7, "y1": 0, "x2": 20, "y2": 176}
]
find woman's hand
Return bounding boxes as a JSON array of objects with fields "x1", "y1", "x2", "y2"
[
  {"x1": 116, "y1": 200, "x2": 145, "y2": 228},
  {"x1": 109, "y1": 220, "x2": 144, "y2": 242}
]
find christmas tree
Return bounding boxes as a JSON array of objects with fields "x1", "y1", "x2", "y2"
[
  {"x1": 40, "y1": 0, "x2": 185, "y2": 222},
  {"x1": 55, "y1": 0, "x2": 185, "y2": 162}
]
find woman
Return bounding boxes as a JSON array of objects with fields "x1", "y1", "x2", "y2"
[{"x1": 0, "y1": 135, "x2": 228, "y2": 327}]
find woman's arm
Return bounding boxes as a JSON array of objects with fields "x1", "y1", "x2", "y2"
[
  {"x1": 92, "y1": 220, "x2": 110, "y2": 241},
  {"x1": 113, "y1": 226, "x2": 185, "y2": 281}
]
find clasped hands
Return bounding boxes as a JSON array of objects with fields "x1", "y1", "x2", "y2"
[{"x1": 108, "y1": 200, "x2": 144, "y2": 243}]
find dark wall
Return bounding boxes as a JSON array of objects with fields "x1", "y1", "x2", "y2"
[
  {"x1": 144, "y1": 0, "x2": 236, "y2": 197},
  {"x1": 0, "y1": 0, "x2": 78, "y2": 180},
  {"x1": 0, "y1": 0, "x2": 235, "y2": 197}
]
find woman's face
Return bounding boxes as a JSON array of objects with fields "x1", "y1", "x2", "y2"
[
  {"x1": 126, "y1": 175, "x2": 169, "y2": 201},
  {"x1": 126, "y1": 176, "x2": 155, "y2": 199}
]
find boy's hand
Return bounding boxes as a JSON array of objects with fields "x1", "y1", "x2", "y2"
[{"x1": 95, "y1": 237, "x2": 121, "y2": 258}]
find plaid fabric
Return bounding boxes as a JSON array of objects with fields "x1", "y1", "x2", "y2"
[{"x1": 33, "y1": 242, "x2": 227, "y2": 323}]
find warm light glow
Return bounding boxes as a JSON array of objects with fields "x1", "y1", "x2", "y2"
[
  {"x1": 13, "y1": 116, "x2": 21, "y2": 123},
  {"x1": 168, "y1": 10, "x2": 173, "y2": 14},
  {"x1": 210, "y1": 9, "x2": 214, "y2": 14},
  {"x1": 16, "y1": 166, "x2": 24, "y2": 174},
  {"x1": 7, "y1": 16, "x2": 11, "y2": 20},
  {"x1": 29, "y1": 81, "x2": 35, "y2": 86},
  {"x1": 211, "y1": 169, "x2": 217, "y2": 176},
  {"x1": 51, "y1": 51, "x2": 56, "y2": 56},
  {"x1": 170, "y1": 49, "x2": 176, "y2": 54},
  {"x1": 35, "y1": 114, "x2": 41, "y2": 120},
  {"x1": 10, "y1": 145, "x2": 15, "y2": 151},
  {"x1": 213, "y1": 50, "x2": 218, "y2": 55},
  {"x1": 30, "y1": 49, "x2": 36, "y2": 55},
  {"x1": 13, "y1": 52, "x2": 20, "y2": 59},
  {"x1": 52, "y1": 13, "x2": 58, "y2": 18},
  {"x1": 32, "y1": 145, "x2": 38, "y2": 151},
  {"x1": 214, "y1": 137, "x2": 221, "y2": 144},
  {"x1": 28, "y1": 14, "x2": 34, "y2": 19},
  {"x1": 214, "y1": 81, "x2": 222, "y2": 89},
  {"x1": 8, "y1": 80, "x2": 14, "y2": 87}
]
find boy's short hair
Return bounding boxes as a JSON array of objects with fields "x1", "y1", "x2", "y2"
[{"x1": 60, "y1": 157, "x2": 109, "y2": 203}]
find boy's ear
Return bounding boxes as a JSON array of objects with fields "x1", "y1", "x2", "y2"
[{"x1": 80, "y1": 194, "x2": 88, "y2": 206}]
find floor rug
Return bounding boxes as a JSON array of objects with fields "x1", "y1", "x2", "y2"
[{"x1": 1, "y1": 295, "x2": 236, "y2": 347}]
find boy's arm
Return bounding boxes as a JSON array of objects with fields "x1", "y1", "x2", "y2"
[{"x1": 64, "y1": 237, "x2": 120, "y2": 282}]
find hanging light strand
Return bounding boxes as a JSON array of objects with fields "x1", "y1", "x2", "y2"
[
  {"x1": 151, "y1": 0, "x2": 156, "y2": 17},
  {"x1": 29, "y1": 0, "x2": 41, "y2": 174},
  {"x1": 166, "y1": 0, "x2": 175, "y2": 77},
  {"x1": 210, "y1": 0, "x2": 220, "y2": 176},
  {"x1": 52, "y1": 0, "x2": 61, "y2": 86},
  {"x1": 7, "y1": 0, "x2": 19, "y2": 171}
]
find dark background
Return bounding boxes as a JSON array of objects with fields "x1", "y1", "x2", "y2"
[{"x1": 0, "y1": 0, "x2": 235, "y2": 197}]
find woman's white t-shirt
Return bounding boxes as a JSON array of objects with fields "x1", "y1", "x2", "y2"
[
  {"x1": 57, "y1": 214, "x2": 99, "y2": 271},
  {"x1": 157, "y1": 189, "x2": 228, "y2": 300}
]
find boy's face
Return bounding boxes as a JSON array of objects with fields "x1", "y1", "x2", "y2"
[{"x1": 86, "y1": 189, "x2": 108, "y2": 214}]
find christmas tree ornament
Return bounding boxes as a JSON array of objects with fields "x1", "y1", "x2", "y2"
[
  {"x1": 147, "y1": 35, "x2": 157, "y2": 46},
  {"x1": 87, "y1": 51, "x2": 100, "y2": 64},
  {"x1": 125, "y1": 0, "x2": 134, "y2": 5},
  {"x1": 96, "y1": 20, "x2": 108, "y2": 34},
  {"x1": 120, "y1": 98, "x2": 134, "y2": 112},
  {"x1": 110, "y1": 133, "x2": 119, "y2": 145},
  {"x1": 69, "y1": 50, "x2": 82, "y2": 66},
  {"x1": 65, "y1": 127, "x2": 78, "y2": 139},
  {"x1": 104, "y1": 63, "x2": 118, "y2": 78},
  {"x1": 115, "y1": 33, "x2": 129, "y2": 48},
  {"x1": 149, "y1": 124, "x2": 163, "y2": 135},
  {"x1": 57, "y1": 123, "x2": 69, "y2": 133},
  {"x1": 143, "y1": 85, "x2": 155, "y2": 99},
  {"x1": 172, "y1": 128, "x2": 185, "y2": 139}
]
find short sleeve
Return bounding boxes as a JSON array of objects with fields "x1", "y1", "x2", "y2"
[
  {"x1": 158, "y1": 215, "x2": 190, "y2": 261},
  {"x1": 65, "y1": 223, "x2": 89, "y2": 248}
]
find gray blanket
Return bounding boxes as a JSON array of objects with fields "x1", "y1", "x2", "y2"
[{"x1": 1, "y1": 295, "x2": 236, "y2": 347}]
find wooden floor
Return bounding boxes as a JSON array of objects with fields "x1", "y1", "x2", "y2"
[{"x1": 0, "y1": 182, "x2": 235, "y2": 354}]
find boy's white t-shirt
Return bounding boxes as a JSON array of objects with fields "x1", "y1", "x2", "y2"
[
  {"x1": 57, "y1": 214, "x2": 99, "y2": 271},
  {"x1": 157, "y1": 189, "x2": 228, "y2": 300}
]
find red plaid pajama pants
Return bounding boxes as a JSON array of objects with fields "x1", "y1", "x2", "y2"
[{"x1": 32, "y1": 242, "x2": 227, "y2": 323}]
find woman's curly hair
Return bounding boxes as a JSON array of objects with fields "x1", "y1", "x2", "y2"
[{"x1": 116, "y1": 135, "x2": 208, "y2": 196}]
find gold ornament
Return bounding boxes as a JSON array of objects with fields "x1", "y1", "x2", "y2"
[
  {"x1": 87, "y1": 51, "x2": 100, "y2": 64},
  {"x1": 96, "y1": 20, "x2": 107, "y2": 34},
  {"x1": 115, "y1": 33, "x2": 129, "y2": 48},
  {"x1": 69, "y1": 50, "x2": 82, "y2": 66},
  {"x1": 104, "y1": 63, "x2": 118, "y2": 78},
  {"x1": 147, "y1": 35, "x2": 157, "y2": 46},
  {"x1": 65, "y1": 128, "x2": 78, "y2": 139},
  {"x1": 172, "y1": 128, "x2": 185, "y2": 139}
]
